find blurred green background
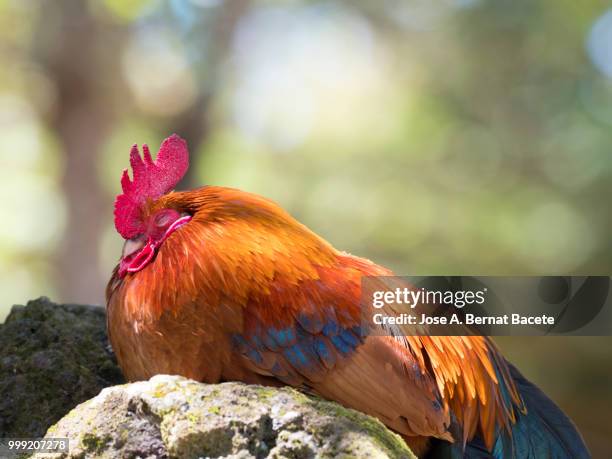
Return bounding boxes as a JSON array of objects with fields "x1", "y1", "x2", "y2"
[{"x1": 0, "y1": 0, "x2": 610, "y2": 455}]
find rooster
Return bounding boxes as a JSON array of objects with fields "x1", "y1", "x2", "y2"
[{"x1": 106, "y1": 134, "x2": 589, "y2": 458}]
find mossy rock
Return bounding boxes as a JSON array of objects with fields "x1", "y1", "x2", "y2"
[
  {"x1": 38, "y1": 375, "x2": 416, "y2": 459},
  {"x1": 0, "y1": 297, "x2": 124, "y2": 438}
]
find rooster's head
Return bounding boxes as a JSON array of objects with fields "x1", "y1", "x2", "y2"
[{"x1": 114, "y1": 134, "x2": 191, "y2": 278}]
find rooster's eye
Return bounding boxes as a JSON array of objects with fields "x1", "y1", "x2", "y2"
[{"x1": 154, "y1": 211, "x2": 174, "y2": 228}]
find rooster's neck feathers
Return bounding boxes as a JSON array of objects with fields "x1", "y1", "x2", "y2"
[{"x1": 110, "y1": 186, "x2": 338, "y2": 319}]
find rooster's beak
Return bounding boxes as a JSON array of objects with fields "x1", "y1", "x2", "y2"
[{"x1": 122, "y1": 235, "x2": 146, "y2": 258}]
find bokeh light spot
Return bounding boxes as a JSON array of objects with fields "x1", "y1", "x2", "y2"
[
  {"x1": 122, "y1": 28, "x2": 197, "y2": 116},
  {"x1": 587, "y1": 9, "x2": 612, "y2": 78}
]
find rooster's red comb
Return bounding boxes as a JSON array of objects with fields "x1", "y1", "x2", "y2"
[{"x1": 114, "y1": 134, "x2": 189, "y2": 239}]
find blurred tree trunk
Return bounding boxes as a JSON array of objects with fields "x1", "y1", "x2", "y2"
[{"x1": 33, "y1": 0, "x2": 127, "y2": 304}]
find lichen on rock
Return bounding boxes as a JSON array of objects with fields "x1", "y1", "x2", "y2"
[{"x1": 38, "y1": 375, "x2": 415, "y2": 459}]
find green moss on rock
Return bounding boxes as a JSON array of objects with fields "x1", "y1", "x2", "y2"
[
  {"x1": 81, "y1": 433, "x2": 112, "y2": 453},
  {"x1": 0, "y1": 297, "x2": 124, "y2": 438}
]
